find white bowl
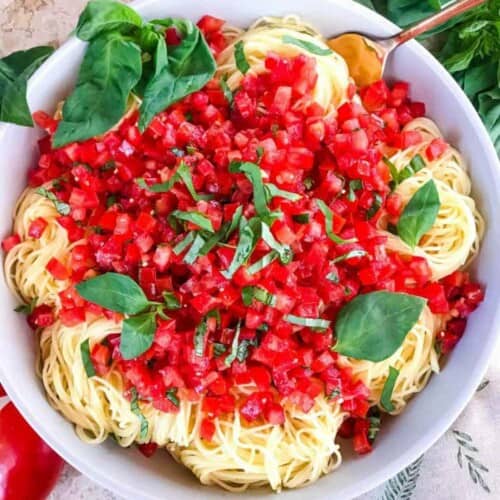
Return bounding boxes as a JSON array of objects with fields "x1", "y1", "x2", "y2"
[{"x1": 1, "y1": 0, "x2": 499, "y2": 498}]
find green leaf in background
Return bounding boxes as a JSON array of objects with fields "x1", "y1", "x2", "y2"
[
  {"x1": 138, "y1": 19, "x2": 216, "y2": 131},
  {"x1": 478, "y1": 88, "x2": 500, "y2": 152},
  {"x1": 76, "y1": 0, "x2": 143, "y2": 41},
  {"x1": 53, "y1": 33, "x2": 142, "y2": 147},
  {"x1": 120, "y1": 311, "x2": 157, "y2": 360},
  {"x1": 0, "y1": 46, "x2": 54, "y2": 126}
]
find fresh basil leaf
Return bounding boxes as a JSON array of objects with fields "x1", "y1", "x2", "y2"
[
  {"x1": 199, "y1": 206, "x2": 243, "y2": 256},
  {"x1": 138, "y1": 20, "x2": 216, "y2": 131},
  {"x1": 76, "y1": 272, "x2": 149, "y2": 314},
  {"x1": 213, "y1": 342, "x2": 227, "y2": 357},
  {"x1": 35, "y1": 187, "x2": 71, "y2": 215},
  {"x1": 166, "y1": 388, "x2": 180, "y2": 407},
  {"x1": 241, "y1": 286, "x2": 276, "y2": 307},
  {"x1": 292, "y1": 213, "x2": 310, "y2": 224},
  {"x1": 194, "y1": 317, "x2": 208, "y2": 356},
  {"x1": 236, "y1": 338, "x2": 258, "y2": 362},
  {"x1": 229, "y1": 161, "x2": 269, "y2": 218},
  {"x1": 183, "y1": 233, "x2": 206, "y2": 265},
  {"x1": 162, "y1": 291, "x2": 180, "y2": 310},
  {"x1": 247, "y1": 251, "x2": 278, "y2": 275},
  {"x1": 75, "y1": 0, "x2": 143, "y2": 41},
  {"x1": 53, "y1": 33, "x2": 142, "y2": 147},
  {"x1": 284, "y1": 314, "x2": 330, "y2": 330},
  {"x1": 260, "y1": 222, "x2": 293, "y2": 264},
  {"x1": 221, "y1": 216, "x2": 258, "y2": 279},
  {"x1": 332, "y1": 249, "x2": 367, "y2": 263},
  {"x1": 264, "y1": 183, "x2": 302, "y2": 202},
  {"x1": 397, "y1": 180, "x2": 440, "y2": 248},
  {"x1": 173, "y1": 231, "x2": 195, "y2": 255},
  {"x1": 334, "y1": 291, "x2": 426, "y2": 361},
  {"x1": 170, "y1": 210, "x2": 214, "y2": 233},
  {"x1": 234, "y1": 41, "x2": 250, "y2": 74},
  {"x1": 120, "y1": 311, "x2": 157, "y2": 360},
  {"x1": 380, "y1": 366, "x2": 399, "y2": 412},
  {"x1": 130, "y1": 387, "x2": 149, "y2": 439},
  {"x1": 225, "y1": 321, "x2": 242, "y2": 366},
  {"x1": 220, "y1": 75, "x2": 233, "y2": 105},
  {"x1": 80, "y1": 338, "x2": 96, "y2": 377},
  {"x1": 175, "y1": 162, "x2": 210, "y2": 201},
  {"x1": 282, "y1": 34, "x2": 332, "y2": 56},
  {"x1": 0, "y1": 46, "x2": 54, "y2": 126},
  {"x1": 315, "y1": 198, "x2": 355, "y2": 244},
  {"x1": 410, "y1": 154, "x2": 426, "y2": 172}
]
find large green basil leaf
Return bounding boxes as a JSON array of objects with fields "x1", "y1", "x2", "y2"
[
  {"x1": 0, "y1": 46, "x2": 54, "y2": 126},
  {"x1": 120, "y1": 311, "x2": 157, "y2": 360},
  {"x1": 396, "y1": 179, "x2": 440, "y2": 249},
  {"x1": 53, "y1": 33, "x2": 142, "y2": 147},
  {"x1": 76, "y1": 0, "x2": 143, "y2": 41},
  {"x1": 75, "y1": 272, "x2": 150, "y2": 314},
  {"x1": 334, "y1": 291, "x2": 426, "y2": 361},
  {"x1": 138, "y1": 19, "x2": 216, "y2": 131}
]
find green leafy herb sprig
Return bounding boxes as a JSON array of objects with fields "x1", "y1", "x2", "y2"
[
  {"x1": 0, "y1": 0, "x2": 216, "y2": 148},
  {"x1": 76, "y1": 272, "x2": 180, "y2": 360}
]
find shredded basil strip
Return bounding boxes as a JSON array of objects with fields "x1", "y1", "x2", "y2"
[
  {"x1": 384, "y1": 157, "x2": 400, "y2": 188},
  {"x1": 315, "y1": 198, "x2": 354, "y2": 244},
  {"x1": 380, "y1": 366, "x2": 399, "y2": 412},
  {"x1": 220, "y1": 74, "x2": 233, "y2": 105},
  {"x1": 332, "y1": 249, "x2": 367, "y2": 263},
  {"x1": 130, "y1": 387, "x2": 149, "y2": 439},
  {"x1": 242, "y1": 286, "x2": 276, "y2": 307},
  {"x1": 199, "y1": 205, "x2": 243, "y2": 256},
  {"x1": 236, "y1": 338, "x2": 258, "y2": 362},
  {"x1": 366, "y1": 193, "x2": 383, "y2": 219},
  {"x1": 169, "y1": 210, "x2": 214, "y2": 233},
  {"x1": 183, "y1": 233, "x2": 206, "y2": 264},
  {"x1": 173, "y1": 231, "x2": 195, "y2": 255},
  {"x1": 166, "y1": 388, "x2": 180, "y2": 407},
  {"x1": 80, "y1": 339, "x2": 96, "y2": 377},
  {"x1": 14, "y1": 296, "x2": 37, "y2": 315},
  {"x1": 194, "y1": 317, "x2": 208, "y2": 356},
  {"x1": 221, "y1": 216, "x2": 258, "y2": 279},
  {"x1": 260, "y1": 222, "x2": 293, "y2": 264},
  {"x1": 225, "y1": 321, "x2": 242, "y2": 366},
  {"x1": 292, "y1": 213, "x2": 310, "y2": 224},
  {"x1": 282, "y1": 34, "x2": 333, "y2": 56},
  {"x1": 284, "y1": 314, "x2": 330, "y2": 330},
  {"x1": 247, "y1": 251, "x2": 278, "y2": 275},
  {"x1": 348, "y1": 179, "x2": 363, "y2": 202},
  {"x1": 35, "y1": 187, "x2": 71, "y2": 215},
  {"x1": 264, "y1": 183, "x2": 302, "y2": 202},
  {"x1": 326, "y1": 270, "x2": 339, "y2": 283},
  {"x1": 234, "y1": 41, "x2": 250, "y2": 74},
  {"x1": 213, "y1": 342, "x2": 227, "y2": 357},
  {"x1": 229, "y1": 161, "x2": 269, "y2": 218}
]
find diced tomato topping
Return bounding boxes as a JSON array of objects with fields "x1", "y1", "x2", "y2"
[
  {"x1": 28, "y1": 217, "x2": 48, "y2": 239},
  {"x1": 2, "y1": 234, "x2": 21, "y2": 252},
  {"x1": 426, "y1": 138, "x2": 448, "y2": 161},
  {"x1": 46, "y1": 257, "x2": 69, "y2": 280}
]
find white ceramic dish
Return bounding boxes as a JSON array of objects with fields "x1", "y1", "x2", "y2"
[{"x1": 0, "y1": 0, "x2": 499, "y2": 498}]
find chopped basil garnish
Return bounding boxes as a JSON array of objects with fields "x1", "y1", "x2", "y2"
[
  {"x1": 326, "y1": 270, "x2": 339, "y2": 283},
  {"x1": 14, "y1": 296, "x2": 37, "y2": 315},
  {"x1": 241, "y1": 286, "x2": 276, "y2": 307},
  {"x1": 247, "y1": 251, "x2": 278, "y2": 275},
  {"x1": 380, "y1": 366, "x2": 399, "y2": 412},
  {"x1": 236, "y1": 338, "x2": 258, "y2": 362},
  {"x1": 334, "y1": 291, "x2": 425, "y2": 361},
  {"x1": 35, "y1": 187, "x2": 71, "y2": 215},
  {"x1": 332, "y1": 249, "x2": 367, "y2": 263},
  {"x1": 348, "y1": 179, "x2": 363, "y2": 202},
  {"x1": 224, "y1": 321, "x2": 242, "y2": 366},
  {"x1": 284, "y1": 314, "x2": 330, "y2": 330},
  {"x1": 173, "y1": 231, "x2": 195, "y2": 255},
  {"x1": 80, "y1": 338, "x2": 96, "y2": 378},
  {"x1": 384, "y1": 157, "x2": 400, "y2": 189},
  {"x1": 213, "y1": 342, "x2": 227, "y2": 357},
  {"x1": 199, "y1": 206, "x2": 243, "y2": 256},
  {"x1": 220, "y1": 74, "x2": 233, "y2": 105},
  {"x1": 292, "y1": 213, "x2": 310, "y2": 224},
  {"x1": 106, "y1": 195, "x2": 117, "y2": 208},
  {"x1": 315, "y1": 198, "x2": 354, "y2": 244},
  {"x1": 264, "y1": 183, "x2": 302, "y2": 202},
  {"x1": 282, "y1": 35, "x2": 333, "y2": 56},
  {"x1": 194, "y1": 316, "x2": 208, "y2": 356},
  {"x1": 366, "y1": 193, "x2": 383, "y2": 219},
  {"x1": 183, "y1": 233, "x2": 206, "y2": 264},
  {"x1": 169, "y1": 210, "x2": 214, "y2": 233},
  {"x1": 396, "y1": 179, "x2": 440, "y2": 248},
  {"x1": 130, "y1": 387, "x2": 149, "y2": 439},
  {"x1": 256, "y1": 146, "x2": 264, "y2": 162},
  {"x1": 234, "y1": 40, "x2": 250, "y2": 74},
  {"x1": 171, "y1": 147, "x2": 185, "y2": 157},
  {"x1": 368, "y1": 409, "x2": 381, "y2": 441},
  {"x1": 328, "y1": 388, "x2": 341, "y2": 400},
  {"x1": 260, "y1": 222, "x2": 293, "y2": 264},
  {"x1": 386, "y1": 154, "x2": 427, "y2": 188},
  {"x1": 166, "y1": 388, "x2": 180, "y2": 407}
]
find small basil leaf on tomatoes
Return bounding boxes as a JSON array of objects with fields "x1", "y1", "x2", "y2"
[
  {"x1": 35, "y1": 187, "x2": 71, "y2": 215},
  {"x1": 0, "y1": 46, "x2": 54, "y2": 126},
  {"x1": 120, "y1": 311, "x2": 157, "y2": 360},
  {"x1": 138, "y1": 20, "x2": 216, "y2": 131},
  {"x1": 234, "y1": 41, "x2": 250, "y2": 74},
  {"x1": 241, "y1": 286, "x2": 276, "y2": 307},
  {"x1": 334, "y1": 291, "x2": 426, "y2": 361},
  {"x1": 260, "y1": 222, "x2": 293, "y2": 264},
  {"x1": 224, "y1": 321, "x2": 242, "y2": 366},
  {"x1": 282, "y1": 35, "x2": 333, "y2": 56},
  {"x1": 53, "y1": 33, "x2": 142, "y2": 147},
  {"x1": 80, "y1": 338, "x2": 96, "y2": 377},
  {"x1": 75, "y1": 0, "x2": 143, "y2": 41},
  {"x1": 76, "y1": 272, "x2": 149, "y2": 315},
  {"x1": 169, "y1": 210, "x2": 214, "y2": 233},
  {"x1": 130, "y1": 387, "x2": 149, "y2": 439},
  {"x1": 396, "y1": 179, "x2": 440, "y2": 248},
  {"x1": 315, "y1": 198, "x2": 355, "y2": 244},
  {"x1": 380, "y1": 366, "x2": 399, "y2": 412}
]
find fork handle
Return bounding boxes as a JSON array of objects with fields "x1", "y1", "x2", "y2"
[{"x1": 392, "y1": 0, "x2": 487, "y2": 47}]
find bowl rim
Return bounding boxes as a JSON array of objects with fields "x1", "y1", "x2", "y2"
[{"x1": 1, "y1": 0, "x2": 499, "y2": 499}]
